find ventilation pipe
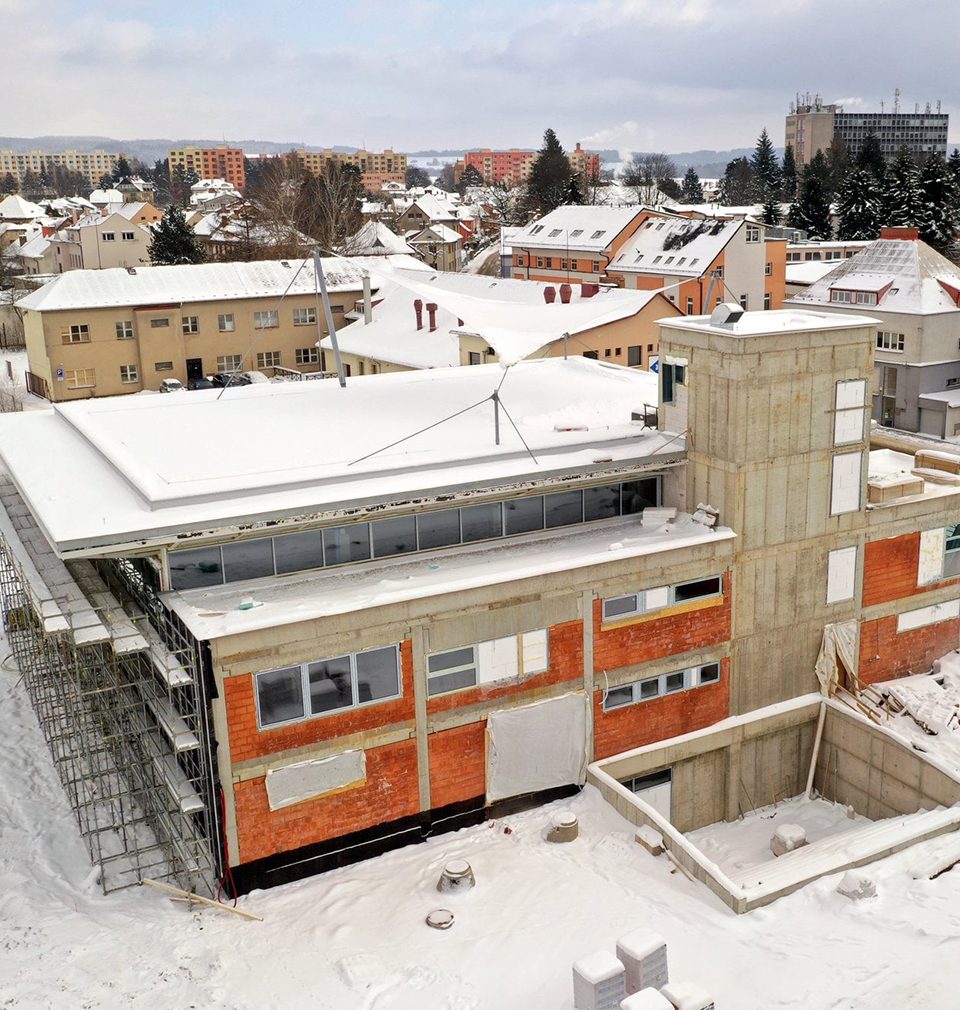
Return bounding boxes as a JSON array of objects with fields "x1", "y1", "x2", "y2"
[
  {"x1": 362, "y1": 274, "x2": 372, "y2": 324},
  {"x1": 427, "y1": 302, "x2": 438, "y2": 331},
  {"x1": 559, "y1": 283, "x2": 572, "y2": 304},
  {"x1": 414, "y1": 299, "x2": 423, "y2": 330}
]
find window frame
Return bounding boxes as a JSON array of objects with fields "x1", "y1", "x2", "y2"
[
  {"x1": 256, "y1": 350, "x2": 281, "y2": 369},
  {"x1": 63, "y1": 323, "x2": 90, "y2": 344},
  {"x1": 254, "y1": 643, "x2": 402, "y2": 729},
  {"x1": 295, "y1": 347, "x2": 319, "y2": 365},
  {"x1": 218, "y1": 313, "x2": 235, "y2": 332},
  {"x1": 254, "y1": 309, "x2": 279, "y2": 329},
  {"x1": 216, "y1": 354, "x2": 242, "y2": 372},
  {"x1": 601, "y1": 575, "x2": 723, "y2": 622},
  {"x1": 293, "y1": 307, "x2": 317, "y2": 326},
  {"x1": 602, "y1": 661, "x2": 720, "y2": 711},
  {"x1": 115, "y1": 320, "x2": 134, "y2": 340},
  {"x1": 119, "y1": 364, "x2": 139, "y2": 384},
  {"x1": 65, "y1": 368, "x2": 96, "y2": 389}
]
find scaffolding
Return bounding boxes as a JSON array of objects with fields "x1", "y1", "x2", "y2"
[{"x1": 0, "y1": 477, "x2": 220, "y2": 896}]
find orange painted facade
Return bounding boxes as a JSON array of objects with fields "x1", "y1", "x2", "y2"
[
  {"x1": 168, "y1": 146, "x2": 246, "y2": 193},
  {"x1": 459, "y1": 143, "x2": 600, "y2": 187}
]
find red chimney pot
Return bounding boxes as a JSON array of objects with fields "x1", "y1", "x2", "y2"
[
  {"x1": 880, "y1": 226, "x2": 919, "y2": 241},
  {"x1": 581, "y1": 282, "x2": 600, "y2": 298},
  {"x1": 559, "y1": 283, "x2": 572, "y2": 304},
  {"x1": 543, "y1": 286, "x2": 557, "y2": 304},
  {"x1": 426, "y1": 302, "x2": 438, "y2": 332},
  {"x1": 414, "y1": 299, "x2": 423, "y2": 330}
]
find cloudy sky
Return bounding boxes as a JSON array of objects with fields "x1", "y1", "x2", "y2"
[{"x1": 3, "y1": 0, "x2": 958, "y2": 154}]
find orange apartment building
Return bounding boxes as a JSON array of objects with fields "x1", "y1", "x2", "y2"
[
  {"x1": 6, "y1": 301, "x2": 960, "y2": 900},
  {"x1": 456, "y1": 143, "x2": 601, "y2": 186},
  {"x1": 168, "y1": 146, "x2": 246, "y2": 193}
]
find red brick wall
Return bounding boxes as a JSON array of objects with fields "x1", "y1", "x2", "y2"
[
  {"x1": 593, "y1": 575, "x2": 732, "y2": 673},
  {"x1": 859, "y1": 614, "x2": 960, "y2": 684},
  {"x1": 224, "y1": 640, "x2": 415, "y2": 764},
  {"x1": 429, "y1": 723, "x2": 486, "y2": 808},
  {"x1": 862, "y1": 533, "x2": 923, "y2": 607},
  {"x1": 233, "y1": 739, "x2": 419, "y2": 863},
  {"x1": 426, "y1": 620, "x2": 582, "y2": 717},
  {"x1": 593, "y1": 658, "x2": 730, "y2": 759}
]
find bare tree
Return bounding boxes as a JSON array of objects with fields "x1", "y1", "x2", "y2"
[
  {"x1": 487, "y1": 181, "x2": 523, "y2": 226},
  {"x1": 621, "y1": 152, "x2": 677, "y2": 205}
]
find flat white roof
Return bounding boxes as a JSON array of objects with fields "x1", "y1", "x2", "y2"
[
  {"x1": 165, "y1": 512, "x2": 733, "y2": 640},
  {"x1": 16, "y1": 257, "x2": 368, "y2": 312},
  {"x1": 659, "y1": 306, "x2": 879, "y2": 338},
  {"x1": 0, "y1": 357, "x2": 679, "y2": 554}
]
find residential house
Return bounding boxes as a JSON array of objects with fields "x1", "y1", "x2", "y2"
[
  {"x1": 786, "y1": 227, "x2": 960, "y2": 432},
  {"x1": 341, "y1": 221, "x2": 414, "y2": 257},
  {"x1": 395, "y1": 194, "x2": 459, "y2": 235},
  {"x1": 16, "y1": 258, "x2": 369, "y2": 400},
  {"x1": 408, "y1": 224, "x2": 462, "y2": 272}
]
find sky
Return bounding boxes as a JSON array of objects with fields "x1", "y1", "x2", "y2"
[{"x1": 3, "y1": 0, "x2": 959, "y2": 155}]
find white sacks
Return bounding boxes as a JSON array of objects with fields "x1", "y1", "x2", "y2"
[
  {"x1": 573, "y1": 951, "x2": 626, "y2": 1010},
  {"x1": 616, "y1": 930, "x2": 669, "y2": 995},
  {"x1": 621, "y1": 990, "x2": 673, "y2": 1010},
  {"x1": 770, "y1": 823, "x2": 808, "y2": 858}
]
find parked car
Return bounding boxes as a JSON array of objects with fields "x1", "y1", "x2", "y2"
[
  {"x1": 209, "y1": 372, "x2": 250, "y2": 388},
  {"x1": 241, "y1": 370, "x2": 270, "y2": 384},
  {"x1": 188, "y1": 377, "x2": 215, "y2": 391},
  {"x1": 159, "y1": 378, "x2": 185, "y2": 393}
]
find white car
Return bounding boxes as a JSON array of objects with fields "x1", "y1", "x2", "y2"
[{"x1": 159, "y1": 378, "x2": 185, "y2": 393}]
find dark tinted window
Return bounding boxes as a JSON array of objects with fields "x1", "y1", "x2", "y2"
[
  {"x1": 257, "y1": 667, "x2": 304, "y2": 726},
  {"x1": 169, "y1": 546, "x2": 223, "y2": 590},
  {"x1": 323, "y1": 524, "x2": 371, "y2": 565},
  {"x1": 222, "y1": 538, "x2": 274, "y2": 582},
  {"x1": 639, "y1": 678, "x2": 660, "y2": 700},
  {"x1": 417, "y1": 509, "x2": 461, "y2": 550},
  {"x1": 622, "y1": 478, "x2": 659, "y2": 515},
  {"x1": 503, "y1": 496, "x2": 544, "y2": 535},
  {"x1": 674, "y1": 576, "x2": 722, "y2": 602},
  {"x1": 273, "y1": 530, "x2": 324, "y2": 574},
  {"x1": 584, "y1": 484, "x2": 620, "y2": 521},
  {"x1": 461, "y1": 502, "x2": 502, "y2": 542},
  {"x1": 307, "y1": 656, "x2": 353, "y2": 713},
  {"x1": 604, "y1": 685, "x2": 633, "y2": 710},
  {"x1": 356, "y1": 646, "x2": 400, "y2": 703},
  {"x1": 544, "y1": 489, "x2": 583, "y2": 528},
  {"x1": 699, "y1": 663, "x2": 720, "y2": 684},
  {"x1": 371, "y1": 516, "x2": 417, "y2": 557}
]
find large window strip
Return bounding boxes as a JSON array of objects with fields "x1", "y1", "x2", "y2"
[
  {"x1": 601, "y1": 575, "x2": 723, "y2": 622},
  {"x1": 602, "y1": 662, "x2": 721, "y2": 712},
  {"x1": 169, "y1": 478, "x2": 661, "y2": 591}
]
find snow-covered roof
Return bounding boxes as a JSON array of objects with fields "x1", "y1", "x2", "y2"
[
  {"x1": 354, "y1": 260, "x2": 676, "y2": 365},
  {"x1": 88, "y1": 188, "x2": 123, "y2": 204},
  {"x1": 342, "y1": 221, "x2": 413, "y2": 256},
  {"x1": 788, "y1": 239, "x2": 960, "y2": 316},
  {"x1": 512, "y1": 205, "x2": 647, "y2": 252},
  {"x1": 918, "y1": 389, "x2": 960, "y2": 407},
  {"x1": 786, "y1": 260, "x2": 842, "y2": 286},
  {"x1": 109, "y1": 202, "x2": 153, "y2": 221},
  {"x1": 500, "y1": 225, "x2": 522, "y2": 255},
  {"x1": 0, "y1": 194, "x2": 44, "y2": 220},
  {"x1": 14, "y1": 234, "x2": 51, "y2": 260},
  {"x1": 410, "y1": 194, "x2": 457, "y2": 222},
  {"x1": 16, "y1": 258, "x2": 368, "y2": 312},
  {"x1": 609, "y1": 215, "x2": 742, "y2": 278},
  {"x1": 661, "y1": 306, "x2": 880, "y2": 338},
  {"x1": 410, "y1": 223, "x2": 461, "y2": 245},
  {"x1": 0, "y1": 357, "x2": 680, "y2": 553}
]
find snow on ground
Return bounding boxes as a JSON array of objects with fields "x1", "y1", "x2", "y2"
[
  {"x1": 4, "y1": 627, "x2": 960, "y2": 1009},
  {"x1": 0, "y1": 347, "x2": 47, "y2": 411},
  {"x1": 686, "y1": 796, "x2": 870, "y2": 878}
]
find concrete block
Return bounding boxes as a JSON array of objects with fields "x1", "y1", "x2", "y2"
[
  {"x1": 878, "y1": 740, "x2": 923, "y2": 791},
  {"x1": 920, "y1": 765, "x2": 960, "y2": 808},
  {"x1": 879, "y1": 771, "x2": 923, "y2": 816}
]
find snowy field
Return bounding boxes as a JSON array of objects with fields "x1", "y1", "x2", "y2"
[
  {"x1": 4, "y1": 635, "x2": 960, "y2": 1008},
  {"x1": 686, "y1": 795, "x2": 870, "y2": 878}
]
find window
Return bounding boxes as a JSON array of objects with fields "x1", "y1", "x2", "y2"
[
  {"x1": 944, "y1": 525, "x2": 960, "y2": 578},
  {"x1": 876, "y1": 330, "x2": 905, "y2": 352},
  {"x1": 427, "y1": 629, "x2": 549, "y2": 696},
  {"x1": 592, "y1": 260, "x2": 601, "y2": 272},
  {"x1": 65, "y1": 368, "x2": 96, "y2": 389},
  {"x1": 570, "y1": 229, "x2": 583, "y2": 238},
  {"x1": 150, "y1": 317, "x2": 169, "y2": 328},
  {"x1": 764, "y1": 293, "x2": 771, "y2": 310},
  {"x1": 604, "y1": 348, "x2": 612, "y2": 358},
  {"x1": 602, "y1": 662, "x2": 720, "y2": 710},
  {"x1": 591, "y1": 230, "x2": 606, "y2": 240},
  {"x1": 115, "y1": 321, "x2": 134, "y2": 340},
  {"x1": 661, "y1": 361, "x2": 685, "y2": 404},
  {"x1": 119, "y1": 364, "x2": 139, "y2": 384},
  {"x1": 155, "y1": 361, "x2": 174, "y2": 371},
  {"x1": 746, "y1": 226, "x2": 760, "y2": 243},
  {"x1": 102, "y1": 232, "x2": 115, "y2": 242},
  {"x1": 255, "y1": 644, "x2": 401, "y2": 728},
  {"x1": 549, "y1": 228, "x2": 562, "y2": 238},
  {"x1": 765, "y1": 262, "x2": 772, "y2": 276},
  {"x1": 217, "y1": 354, "x2": 242, "y2": 372},
  {"x1": 254, "y1": 310, "x2": 279, "y2": 329},
  {"x1": 628, "y1": 345, "x2": 642, "y2": 366},
  {"x1": 544, "y1": 257, "x2": 553, "y2": 268},
  {"x1": 739, "y1": 295, "x2": 748, "y2": 310},
  {"x1": 601, "y1": 575, "x2": 722, "y2": 621},
  {"x1": 468, "y1": 351, "x2": 481, "y2": 365},
  {"x1": 218, "y1": 313, "x2": 235, "y2": 332},
  {"x1": 295, "y1": 347, "x2": 319, "y2": 365},
  {"x1": 685, "y1": 297, "x2": 694, "y2": 314},
  {"x1": 121, "y1": 231, "x2": 135, "y2": 241},
  {"x1": 63, "y1": 324, "x2": 89, "y2": 344},
  {"x1": 256, "y1": 351, "x2": 281, "y2": 369},
  {"x1": 182, "y1": 316, "x2": 199, "y2": 334},
  {"x1": 427, "y1": 646, "x2": 477, "y2": 695},
  {"x1": 293, "y1": 307, "x2": 316, "y2": 326},
  {"x1": 831, "y1": 289, "x2": 877, "y2": 306},
  {"x1": 713, "y1": 265, "x2": 723, "y2": 279}
]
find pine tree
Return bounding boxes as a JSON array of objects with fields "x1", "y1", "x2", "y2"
[
  {"x1": 836, "y1": 167, "x2": 881, "y2": 240},
  {"x1": 856, "y1": 133, "x2": 887, "y2": 183},
  {"x1": 761, "y1": 198, "x2": 781, "y2": 226},
  {"x1": 148, "y1": 205, "x2": 206, "y2": 265},
  {"x1": 457, "y1": 164, "x2": 483, "y2": 196},
  {"x1": 825, "y1": 136, "x2": 850, "y2": 196},
  {"x1": 679, "y1": 167, "x2": 704, "y2": 204},
  {"x1": 781, "y1": 144, "x2": 798, "y2": 201},
  {"x1": 883, "y1": 151, "x2": 924, "y2": 227},
  {"x1": 524, "y1": 128, "x2": 573, "y2": 216},
  {"x1": 917, "y1": 154, "x2": 960, "y2": 257},
  {"x1": 112, "y1": 156, "x2": 132, "y2": 183},
  {"x1": 788, "y1": 164, "x2": 832, "y2": 238},
  {"x1": 21, "y1": 169, "x2": 38, "y2": 195},
  {"x1": 948, "y1": 149, "x2": 960, "y2": 202},
  {"x1": 565, "y1": 173, "x2": 584, "y2": 205},
  {"x1": 718, "y1": 157, "x2": 756, "y2": 205},
  {"x1": 750, "y1": 128, "x2": 781, "y2": 202},
  {"x1": 1, "y1": 173, "x2": 16, "y2": 194}
]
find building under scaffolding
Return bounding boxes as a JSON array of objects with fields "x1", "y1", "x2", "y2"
[{"x1": 0, "y1": 474, "x2": 221, "y2": 895}]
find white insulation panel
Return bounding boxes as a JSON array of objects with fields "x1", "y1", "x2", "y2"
[
  {"x1": 826, "y1": 546, "x2": 858, "y2": 603},
  {"x1": 265, "y1": 749, "x2": 366, "y2": 810}
]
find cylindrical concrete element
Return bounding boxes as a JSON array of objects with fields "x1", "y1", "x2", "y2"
[
  {"x1": 546, "y1": 810, "x2": 579, "y2": 843},
  {"x1": 437, "y1": 859, "x2": 475, "y2": 892}
]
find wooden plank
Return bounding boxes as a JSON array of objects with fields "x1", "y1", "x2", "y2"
[{"x1": 141, "y1": 878, "x2": 262, "y2": 921}]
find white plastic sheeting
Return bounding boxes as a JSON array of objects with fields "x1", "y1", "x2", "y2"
[
  {"x1": 826, "y1": 546, "x2": 858, "y2": 604},
  {"x1": 815, "y1": 621, "x2": 859, "y2": 695},
  {"x1": 831, "y1": 452, "x2": 863, "y2": 515},
  {"x1": 265, "y1": 749, "x2": 366, "y2": 810},
  {"x1": 897, "y1": 598, "x2": 960, "y2": 633},
  {"x1": 918, "y1": 528, "x2": 946, "y2": 585},
  {"x1": 485, "y1": 693, "x2": 588, "y2": 803}
]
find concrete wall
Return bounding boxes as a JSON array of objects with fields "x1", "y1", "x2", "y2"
[{"x1": 815, "y1": 704, "x2": 960, "y2": 818}]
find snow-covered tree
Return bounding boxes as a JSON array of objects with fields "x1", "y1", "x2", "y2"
[
  {"x1": 718, "y1": 157, "x2": 755, "y2": 205},
  {"x1": 148, "y1": 205, "x2": 206, "y2": 265},
  {"x1": 855, "y1": 133, "x2": 887, "y2": 183},
  {"x1": 761, "y1": 198, "x2": 781, "y2": 226},
  {"x1": 781, "y1": 144, "x2": 798, "y2": 201},
  {"x1": 883, "y1": 151, "x2": 924, "y2": 227},
  {"x1": 750, "y1": 128, "x2": 781, "y2": 202},
  {"x1": 836, "y1": 167, "x2": 881, "y2": 240},
  {"x1": 679, "y1": 167, "x2": 704, "y2": 204},
  {"x1": 918, "y1": 154, "x2": 960, "y2": 257},
  {"x1": 524, "y1": 128, "x2": 574, "y2": 216},
  {"x1": 788, "y1": 165, "x2": 832, "y2": 238}
]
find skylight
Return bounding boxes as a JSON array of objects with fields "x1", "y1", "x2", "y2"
[
  {"x1": 570, "y1": 229, "x2": 583, "y2": 238},
  {"x1": 549, "y1": 229, "x2": 562, "y2": 237},
  {"x1": 591, "y1": 230, "x2": 606, "y2": 239},
  {"x1": 530, "y1": 225, "x2": 544, "y2": 234}
]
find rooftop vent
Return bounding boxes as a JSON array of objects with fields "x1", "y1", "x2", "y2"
[
  {"x1": 126, "y1": 267, "x2": 137, "y2": 275},
  {"x1": 709, "y1": 302, "x2": 744, "y2": 326}
]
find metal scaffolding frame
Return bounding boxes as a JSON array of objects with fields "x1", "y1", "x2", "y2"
[{"x1": 0, "y1": 518, "x2": 221, "y2": 896}]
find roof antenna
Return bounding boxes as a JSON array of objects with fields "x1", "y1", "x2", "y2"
[{"x1": 314, "y1": 249, "x2": 346, "y2": 388}]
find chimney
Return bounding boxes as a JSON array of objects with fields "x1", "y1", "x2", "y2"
[
  {"x1": 581, "y1": 282, "x2": 600, "y2": 298},
  {"x1": 559, "y1": 283, "x2": 572, "y2": 304},
  {"x1": 880, "y1": 226, "x2": 919, "y2": 241},
  {"x1": 414, "y1": 299, "x2": 423, "y2": 330},
  {"x1": 543, "y1": 286, "x2": 557, "y2": 304},
  {"x1": 426, "y1": 302, "x2": 438, "y2": 331},
  {"x1": 457, "y1": 318, "x2": 464, "y2": 326},
  {"x1": 362, "y1": 274, "x2": 372, "y2": 325}
]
